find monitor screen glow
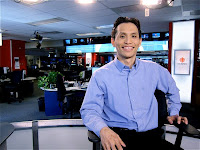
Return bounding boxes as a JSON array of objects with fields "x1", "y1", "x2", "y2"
[
  {"x1": 152, "y1": 33, "x2": 160, "y2": 38},
  {"x1": 65, "y1": 39, "x2": 71, "y2": 45}
]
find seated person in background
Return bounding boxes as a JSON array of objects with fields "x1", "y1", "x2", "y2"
[{"x1": 80, "y1": 17, "x2": 188, "y2": 150}]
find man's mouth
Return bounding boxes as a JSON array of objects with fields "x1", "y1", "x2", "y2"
[{"x1": 122, "y1": 46, "x2": 134, "y2": 51}]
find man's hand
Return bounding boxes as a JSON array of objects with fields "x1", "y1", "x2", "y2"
[
  {"x1": 100, "y1": 127, "x2": 126, "y2": 150},
  {"x1": 167, "y1": 114, "x2": 188, "y2": 125}
]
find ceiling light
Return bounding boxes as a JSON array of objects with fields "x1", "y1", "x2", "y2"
[
  {"x1": 0, "y1": 29, "x2": 6, "y2": 33},
  {"x1": 76, "y1": 33, "x2": 102, "y2": 36},
  {"x1": 96, "y1": 24, "x2": 113, "y2": 29},
  {"x1": 141, "y1": 0, "x2": 173, "y2": 9},
  {"x1": 76, "y1": 0, "x2": 96, "y2": 4},
  {"x1": 141, "y1": 0, "x2": 162, "y2": 6},
  {"x1": 14, "y1": 0, "x2": 47, "y2": 5},
  {"x1": 28, "y1": 18, "x2": 68, "y2": 26}
]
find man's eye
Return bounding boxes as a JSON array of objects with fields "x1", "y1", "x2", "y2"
[
  {"x1": 120, "y1": 35, "x2": 125, "y2": 38},
  {"x1": 132, "y1": 35, "x2": 136, "y2": 38}
]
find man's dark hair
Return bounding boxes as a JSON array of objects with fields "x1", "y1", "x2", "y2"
[{"x1": 111, "y1": 17, "x2": 141, "y2": 39}]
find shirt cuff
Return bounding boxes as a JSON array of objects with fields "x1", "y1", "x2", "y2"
[
  {"x1": 169, "y1": 109, "x2": 179, "y2": 116},
  {"x1": 93, "y1": 122, "x2": 108, "y2": 137}
]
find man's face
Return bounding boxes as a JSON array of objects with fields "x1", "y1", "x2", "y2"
[{"x1": 111, "y1": 22, "x2": 142, "y2": 61}]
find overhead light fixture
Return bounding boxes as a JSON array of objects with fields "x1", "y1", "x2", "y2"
[
  {"x1": 76, "y1": 33, "x2": 102, "y2": 36},
  {"x1": 141, "y1": 0, "x2": 162, "y2": 6},
  {"x1": 0, "y1": 29, "x2": 6, "y2": 33},
  {"x1": 27, "y1": 17, "x2": 68, "y2": 26},
  {"x1": 141, "y1": 0, "x2": 173, "y2": 8},
  {"x1": 14, "y1": 0, "x2": 47, "y2": 5},
  {"x1": 96, "y1": 24, "x2": 113, "y2": 29},
  {"x1": 76, "y1": 0, "x2": 96, "y2": 4},
  {"x1": 141, "y1": 0, "x2": 173, "y2": 17}
]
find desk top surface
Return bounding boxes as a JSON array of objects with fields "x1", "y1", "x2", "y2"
[
  {"x1": 43, "y1": 86, "x2": 87, "y2": 92},
  {"x1": 0, "y1": 122, "x2": 15, "y2": 144},
  {"x1": 22, "y1": 77, "x2": 37, "y2": 81},
  {"x1": 0, "y1": 78, "x2": 11, "y2": 82},
  {"x1": 0, "y1": 77, "x2": 36, "y2": 82}
]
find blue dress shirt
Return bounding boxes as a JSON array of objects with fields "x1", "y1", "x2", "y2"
[{"x1": 80, "y1": 57, "x2": 181, "y2": 137}]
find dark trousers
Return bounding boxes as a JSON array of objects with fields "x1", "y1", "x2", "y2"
[{"x1": 111, "y1": 127, "x2": 179, "y2": 150}]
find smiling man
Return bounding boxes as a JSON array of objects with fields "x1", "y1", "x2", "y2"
[{"x1": 80, "y1": 17, "x2": 187, "y2": 150}]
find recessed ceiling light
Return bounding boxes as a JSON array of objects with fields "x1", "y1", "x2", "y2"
[
  {"x1": 76, "y1": 33, "x2": 102, "y2": 36},
  {"x1": 76, "y1": 0, "x2": 96, "y2": 4},
  {"x1": 96, "y1": 24, "x2": 113, "y2": 29},
  {"x1": 14, "y1": 0, "x2": 47, "y2": 5},
  {"x1": 141, "y1": 0, "x2": 162, "y2": 6},
  {"x1": 27, "y1": 18, "x2": 68, "y2": 26}
]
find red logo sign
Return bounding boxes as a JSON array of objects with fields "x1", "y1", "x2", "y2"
[{"x1": 179, "y1": 57, "x2": 185, "y2": 63}]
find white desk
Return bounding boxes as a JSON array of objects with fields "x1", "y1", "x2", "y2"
[
  {"x1": 22, "y1": 77, "x2": 36, "y2": 81},
  {"x1": 0, "y1": 78, "x2": 11, "y2": 83},
  {"x1": 0, "y1": 77, "x2": 36, "y2": 82},
  {"x1": 43, "y1": 86, "x2": 87, "y2": 92}
]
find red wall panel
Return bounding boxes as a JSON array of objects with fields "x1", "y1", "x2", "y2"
[
  {"x1": 0, "y1": 40, "x2": 27, "y2": 72},
  {"x1": 12, "y1": 40, "x2": 27, "y2": 71},
  {"x1": 0, "y1": 40, "x2": 11, "y2": 68}
]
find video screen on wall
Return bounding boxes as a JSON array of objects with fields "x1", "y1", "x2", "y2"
[
  {"x1": 66, "y1": 41, "x2": 168, "y2": 53},
  {"x1": 152, "y1": 33, "x2": 160, "y2": 38}
]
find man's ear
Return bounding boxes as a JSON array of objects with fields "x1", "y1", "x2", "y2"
[
  {"x1": 139, "y1": 38, "x2": 142, "y2": 47},
  {"x1": 111, "y1": 38, "x2": 115, "y2": 47}
]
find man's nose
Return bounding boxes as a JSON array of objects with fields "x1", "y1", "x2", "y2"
[{"x1": 125, "y1": 37, "x2": 132, "y2": 44}]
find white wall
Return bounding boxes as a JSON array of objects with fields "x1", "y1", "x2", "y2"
[{"x1": 171, "y1": 21, "x2": 195, "y2": 103}]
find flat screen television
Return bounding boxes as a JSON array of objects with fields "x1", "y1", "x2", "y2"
[
  {"x1": 65, "y1": 39, "x2": 71, "y2": 45},
  {"x1": 72, "y1": 39, "x2": 78, "y2": 44},
  {"x1": 152, "y1": 33, "x2": 160, "y2": 38},
  {"x1": 141, "y1": 34, "x2": 149, "y2": 39},
  {"x1": 165, "y1": 32, "x2": 169, "y2": 38}
]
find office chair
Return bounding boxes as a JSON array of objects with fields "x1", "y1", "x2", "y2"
[
  {"x1": 88, "y1": 90, "x2": 200, "y2": 150},
  {"x1": 4, "y1": 70, "x2": 23, "y2": 103},
  {"x1": 56, "y1": 74, "x2": 85, "y2": 118}
]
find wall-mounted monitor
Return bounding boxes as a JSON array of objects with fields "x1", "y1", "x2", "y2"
[
  {"x1": 141, "y1": 34, "x2": 149, "y2": 39},
  {"x1": 152, "y1": 33, "x2": 160, "y2": 38},
  {"x1": 72, "y1": 39, "x2": 78, "y2": 44},
  {"x1": 165, "y1": 32, "x2": 169, "y2": 37},
  {"x1": 79, "y1": 38, "x2": 87, "y2": 45},
  {"x1": 65, "y1": 39, "x2": 71, "y2": 45},
  {"x1": 64, "y1": 39, "x2": 72, "y2": 46}
]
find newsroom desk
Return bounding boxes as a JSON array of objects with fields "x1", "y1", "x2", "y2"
[
  {"x1": 0, "y1": 77, "x2": 36, "y2": 102},
  {"x1": 22, "y1": 77, "x2": 36, "y2": 97},
  {"x1": 42, "y1": 86, "x2": 87, "y2": 116}
]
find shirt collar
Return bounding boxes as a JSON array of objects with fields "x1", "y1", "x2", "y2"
[{"x1": 114, "y1": 57, "x2": 139, "y2": 72}]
